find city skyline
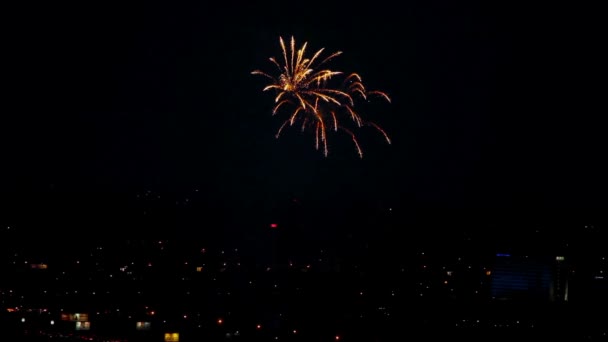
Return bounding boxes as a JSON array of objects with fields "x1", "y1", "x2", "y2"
[{"x1": 1, "y1": 0, "x2": 605, "y2": 340}]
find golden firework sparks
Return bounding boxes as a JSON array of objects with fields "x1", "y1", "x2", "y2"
[{"x1": 252, "y1": 36, "x2": 391, "y2": 158}]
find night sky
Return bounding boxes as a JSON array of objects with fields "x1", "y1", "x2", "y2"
[{"x1": 2, "y1": 1, "x2": 605, "y2": 234}]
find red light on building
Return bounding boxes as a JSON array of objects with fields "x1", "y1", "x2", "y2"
[{"x1": 270, "y1": 223, "x2": 278, "y2": 229}]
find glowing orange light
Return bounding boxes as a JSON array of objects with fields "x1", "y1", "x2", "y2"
[
  {"x1": 256, "y1": 324, "x2": 262, "y2": 329},
  {"x1": 164, "y1": 332, "x2": 179, "y2": 342},
  {"x1": 217, "y1": 318, "x2": 223, "y2": 325},
  {"x1": 335, "y1": 335, "x2": 341, "y2": 340}
]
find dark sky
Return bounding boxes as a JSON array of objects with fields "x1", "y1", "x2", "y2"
[{"x1": 2, "y1": 1, "x2": 605, "y2": 227}]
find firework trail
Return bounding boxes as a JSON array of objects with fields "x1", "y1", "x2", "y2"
[{"x1": 252, "y1": 36, "x2": 391, "y2": 158}]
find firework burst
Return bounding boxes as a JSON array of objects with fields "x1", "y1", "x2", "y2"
[{"x1": 252, "y1": 36, "x2": 391, "y2": 158}]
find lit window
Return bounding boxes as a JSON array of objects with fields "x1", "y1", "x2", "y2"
[
  {"x1": 75, "y1": 321, "x2": 91, "y2": 330},
  {"x1": 164, "y1": 332, "x2": 179, "y2": 342}
]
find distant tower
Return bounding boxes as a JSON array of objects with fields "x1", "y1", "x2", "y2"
[{"x1": 551, "y1": 255, "x2": 569, "y2": 302}]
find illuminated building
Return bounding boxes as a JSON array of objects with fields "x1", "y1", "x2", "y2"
[
  {"x1": 490, "y1": 254, "x2": 570, "y2": 302},
  {"x1": 61, "y1": 313, "x2": 89, "y2": 322},
  {"x1": 136, "y1": 321, "x2": 151, "y2": 330}
]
